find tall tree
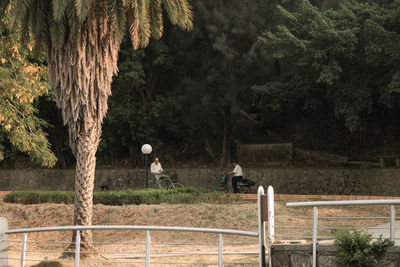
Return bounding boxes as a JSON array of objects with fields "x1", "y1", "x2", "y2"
[
  {"x1": 7, "y1": 0, "x2": 192, "y2": 248},
  {"x1": 255, "y1": 0, "x2": 400, "y2": 153},
  {"x1": 0, "y1": 2, "x2": 56, "y2": 167},
  {"x1": 171, "y1": 0, "x2": 273, "y2": 166}
]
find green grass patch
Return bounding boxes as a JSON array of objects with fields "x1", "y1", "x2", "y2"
[{"x1": 4, "y1": 188, "x2": 239, "y2": 205}]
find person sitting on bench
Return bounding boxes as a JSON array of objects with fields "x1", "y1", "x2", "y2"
[
  {"x1": 227, "y1": 162, "x2": 243, "y2": 193},
  {"x1": 150, "y1": 157, "x2": 169, "y2": 189}
]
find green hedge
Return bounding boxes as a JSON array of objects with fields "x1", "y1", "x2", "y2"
[{"x1": 4, "y1": 188, "x2": 237, "y2": 205}]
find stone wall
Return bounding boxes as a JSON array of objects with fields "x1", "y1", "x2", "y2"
[
  {"x1": 271, "y1": 244, "x2": 400, "y2": 267},
  {"x1": 1, "y1": 168, "x2": 400, "y2": 196},
  {"x1": 0, "y1": 168, "x2": 224, "y2": 191}
]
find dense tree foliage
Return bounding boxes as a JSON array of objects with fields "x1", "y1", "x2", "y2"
[
  {"x1": 2, "y1": 0, "x2": 400, "y2": 168},
  {"x1": 99, "y1": 0, "x2": 275, "y2": 167},
  {"x1": 255, "y1": 0, "x2": 400, "y2": 156},
  {"x1": 0, "y1": 3, "x2": 56, "y2": 167}
]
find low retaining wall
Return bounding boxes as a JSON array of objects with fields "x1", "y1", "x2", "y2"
[
  {"x1": 271, "y1": 243, "x2": 400, "y2": 267},
  {"x1": 1, "y1": 168, "x2": 400, "y2": 196}
]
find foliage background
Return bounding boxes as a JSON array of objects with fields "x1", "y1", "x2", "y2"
[{"x1": 1, "y1": 0, "x2": 400, "y2": 168}]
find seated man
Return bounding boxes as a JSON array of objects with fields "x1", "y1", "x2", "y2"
[
  {"x1": 150, "y1": 157, "x2": 169, "y2": 189},
  {"x1": 227, "y1": 162, "x2": 243, "y2": 193}
]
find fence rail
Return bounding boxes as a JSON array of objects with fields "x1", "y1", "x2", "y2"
[
  {"x1": 286, "y1": 199, "x2": 400, "y2": 207},
  {"x1": 5, "y1": 225, "x2": 258, "y2": 236},
  {"x1": 2, "y1": 225, "x2": 260, "y2": 267}
]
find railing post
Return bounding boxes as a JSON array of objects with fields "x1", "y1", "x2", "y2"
[
  {"x1": 267, "y1": 186, "x2": 275, "y2": 267},
  {"x1": 75, "y1": 230, "x2": 80, "y2": 267},
  {"x1": 312, "y1": 206, "x2": 318, "y2": 267},
  {"x1": 0, "y1": 218, "x2": 8, "y2": 267},
  {"x1": 20, "y1": 233, "x2": 27, "y2": 267},
  {"x1": 218, "y1": 234, "x2": 223, "y2": 267},
  {"x1": 257, "y1": 186, "x2": 266, "y2": 267},
  {"x1": 390, "y1": 205, "x2": 395, "y2": 241},
  {"x1": 145, "y1": 230, "x2": 151, "y2": 267},
  {"x1": 267, "y1": 186, "x2": 275, "y2": 242}
]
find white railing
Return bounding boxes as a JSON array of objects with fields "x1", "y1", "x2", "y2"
[
  {"x1": 285, "y1": 199, "x2": 400, "y2": 267},
  {"x1": 2, "y1": 225, "x2": 259, "y2": 266}
]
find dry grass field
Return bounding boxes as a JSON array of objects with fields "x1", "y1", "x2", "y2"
[{"x1": 1, "y1": 191, "x2": 397, "y2": 266}]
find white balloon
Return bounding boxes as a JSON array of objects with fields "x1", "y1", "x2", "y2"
[{"x1": 141, "y1": 144, "x2": 152, "y2": 154}]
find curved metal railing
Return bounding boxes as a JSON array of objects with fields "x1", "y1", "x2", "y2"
[{"x1": 3, "y1": 224, "x2": 260, "y2": 266}]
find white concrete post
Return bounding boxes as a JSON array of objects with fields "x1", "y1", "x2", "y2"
[
  {"x1": 145, "y1": 230, "x2": 150, "y2": 267},
  {"x1": 75, "y1": 230, "x2": 80, "y2": 267},
  {"x1": 20, "y1": 233, "x2": 27, "y2": 267},
  {"x1": 218, "y1": 234, "x2": 223, "y2": 267},
  {"x1": 0, "y1": 218, "x2": 7, "y2": 267},
  {"x1": 267, "y1": 186, "x2": 275, "y2": 242},
  {"x1": 257, "y1": 186, "x2": 266, "y2": 267},
  {"x1": 312, "y1": 207, "x2": 318, "y2": 267},
  {"x1": 390, "y1": 205, "x2": 395, "y2": 241}
]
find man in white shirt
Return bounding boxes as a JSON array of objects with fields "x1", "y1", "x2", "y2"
[
  {"x1": 227, "y1": 162, "x2": 243, "y2": 193},
  {"x1": 150, "y1": 157, "x2": 169, "y2": 188}
]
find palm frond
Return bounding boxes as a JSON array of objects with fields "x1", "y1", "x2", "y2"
[
  {"x1": 37, "y1": 0, "x2": 51, "y2": 50},
  {"x1": 149, "y1": 0, "x2": 163, "y2": 39},
  {"x1": 175, "y1": 0, "x2": 193, "y2": 31},
  {"x1": 67, "y1": 0, "x2": 80, "y2": 38},
  {"x1": 137, "y1": 0, "x2": 150, "y2": 47},
  {"x1": 9, "y1": 0, "x2": 32, "y2": 29},
  {"x1": 52, "y1": 0, "x2": 68, "y2": 22},
  {"x1": 75, "y1": 0, "x2": 91, "y2": 23},
  {"x1": 20, "y1": 11, "x2": 30, "y2": 44},
  {"x1": 162, "y1": 0, "x2": 192, "y2": 30},
  {"x1": 107, "y1": 0, "x2": 126, "y2": 42},
  {"x1": 29, "y1": 0, "x2": 50, "y2": 51},
  {"x1": 49, "y1": 15, "x2": 66, "y2": 49},
  {"x1": 162, "y1": 0, "x2": 178, "y2": 25},
  {"x1": 126, "y1": 0, "x2": 139, "y2": 49}
]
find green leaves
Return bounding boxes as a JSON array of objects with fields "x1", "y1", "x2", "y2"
[
  {"x1": 4, "y1": 188, "x2": 227, "y2": 205},
  {"x1": 0, "y1": 9, "x2": 57, "y2": 167},
  {"x1": 257, "y1": 0, "x2": 400, "y2": 133},
  {"x1": 333, "y1": 229, "x2": 394, "y2": 266}
]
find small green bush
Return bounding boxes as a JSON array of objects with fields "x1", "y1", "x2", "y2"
[
  {"x1": 333, "y1": 229, "x2": 394, "y2": 267},
  {"x1": 4, "y1": 191, "x2": 74, "y2": 204},
  {"x1": 4, "y1": 188, "x2": 234, "y2": 205}
]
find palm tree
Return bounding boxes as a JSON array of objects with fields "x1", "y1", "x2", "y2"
[{"x1": 9, "y1": 0, "x2": 192, "y2": 249}]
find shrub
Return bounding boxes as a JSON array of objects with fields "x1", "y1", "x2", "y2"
[
  {"x1": 332, "y1": 228, "x2": 394, "y2": 267},
  {"x1": 4, "y1": 188, "x2": 235, "y2": 205},
  {"x1": 4, "y1": 191, "x2": 73, "y2": 204}
]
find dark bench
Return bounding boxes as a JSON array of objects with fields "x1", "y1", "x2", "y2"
[{"x1": 377, "y1": 155, "x2": 400, "y2": 168}]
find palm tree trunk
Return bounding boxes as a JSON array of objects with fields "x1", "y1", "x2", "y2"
[
  {"x1": 72, "y1": 129, "x2": 99, "y2": 249},
  {"x1": 48, "y1": 2, "x2": 120, "y2": 250}
]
